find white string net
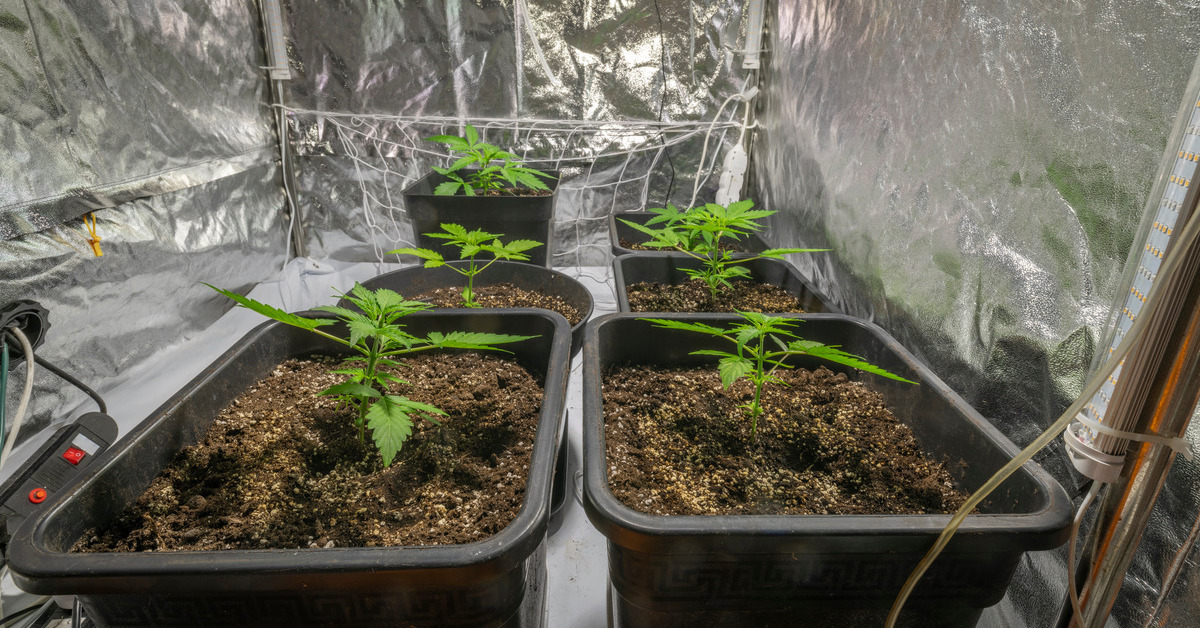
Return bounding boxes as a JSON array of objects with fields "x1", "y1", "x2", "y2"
[{"x1": 285, "y1": 108, "x2": 745, "y2": 283}]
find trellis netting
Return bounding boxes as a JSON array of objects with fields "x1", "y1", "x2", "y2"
[{"x1": 1, "y1": 0, "x2": 1200, "y2": 625}]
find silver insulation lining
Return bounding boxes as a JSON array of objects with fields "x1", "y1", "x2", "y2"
[
  {"x1": 0, "y1": 0, "x2": 286, "y2": 458},
  {"x1": 282, "y1": 0, "x2": 753, "y2": 265},
  {"x1": 0, "y1": 0, "x2": 276, "y2": 241},
  {"x1": 752, "y1": 1, "x2": 1200, "y2": 625},
  {"x1": 0, "y1": 164, "x2": 287, "y2": 456}
]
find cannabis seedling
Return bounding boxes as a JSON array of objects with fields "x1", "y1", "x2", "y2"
[
  {"x1": 426, "y1": 124, "x2": 556, "y2": 196},
  {"x1": 207, "y1": 283, "x2": 534, "y2": 465},
  {"x1": 622, "y1": 200, "x2": 828, "y2": 299},
  {"x1": 643, "y1": 312, "x2": 916, "y2": 436},
  {"x1": 391, "y1": 223, "x2": 542, "y2": 307}
]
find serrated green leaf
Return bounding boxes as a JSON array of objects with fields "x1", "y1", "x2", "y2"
[
  {"x1": 372, "y1": 288, "x2": 412, "y2": 312},
  {"x1": 718, "y1": 357, "x2": 753, "y2": 388},
  {"x1": 205, "y1": 284, "x2": 334, "y2": 332},
  {"x1": 440, "y1": 223, "x2": 470, "y2": 238},
  {"x1": 434, "y1": 180, "x2": 463, "y2": 196},
  {"x1": 426, "y1": 134, "x2": 471, "y2": 151},
  {"x1": 390, "y1": 247, "x2": 443, "y2": 262},
  {"x1": 425, "y1": 331, "x2": 534, "y2": 350},
  {"x1": 346, "y1": 318, "x2": 377, "y2": 347},
  {"x1": 366, "y1": 397, "x2": 414, "y2": 466},
  {"x1": 760, "y1": 248, "x2": 831, "y2": 256},
  {"x1": 447, "y1": 155, "x2": 476, "y2": 172},
  {"x1": 377, "y1": 326, "x2": 421, "y2": 350},
  {"x1": 689, "y1": 349, "x2": 738, "y2": 359},
  {"x1": 372, "y1": 371, "x2": 409, "y2": 386},
  {"x1": 790, "y1": 342, "x2": 918, "y2": 384},
  {"x1": 319, "y1": 382, "x2": 381, "y2": 398},
  {"x1": 503, "y1": 239, "x2": 543, "y2": 254},
  {"x1": 733, "y1": 325, "x2": 761, "y2": 351},
  {"x1": 308, "y1": 304, "x2": 361, "y2": 320},
  {"x1": 464, "y1": 124, "x2": 480, "y2": 145},
  {"x1": 640, "y1": 318, "x2": 727, "y2": 336},
  {"x1": 514, "y1": 171, "x2": 551, "y2": 191}
]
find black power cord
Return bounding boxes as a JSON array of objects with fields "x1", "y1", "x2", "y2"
[
  {"x1": 31, "y1": 353, "x2": 106, "y2": 414},
  {"x1": 651, "y1": 0, "x2": 677, "y2": 206}
]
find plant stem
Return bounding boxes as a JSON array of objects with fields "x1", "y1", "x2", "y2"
[
  {"x1": 358, "y1": 339, "x2": 381, "y2": 443},
  {"x1": 750, "y1": 334, "x2": 767, "y2": 437}
]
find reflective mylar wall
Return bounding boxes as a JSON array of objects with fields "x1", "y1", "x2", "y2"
[
  {"x1": 3, "y1": 0, "x2": 1200, "y2": 624},
  {"x1": 751, "y1": 1, "x2": 1200, "y2": 625},
  {"x1": 283, "y1": 0, "x2": 753, "y2": 265},
  {"x1": 0, "y1": 1, "x2": 284, "y2": 450}
]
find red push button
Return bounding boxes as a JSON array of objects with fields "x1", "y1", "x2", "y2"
[
  {"x1": 62, "y1": 447, "x2": 85, "y2": 465},
  {"x1": 28, "y1": 488, "x2": 47, "y2": 504}
]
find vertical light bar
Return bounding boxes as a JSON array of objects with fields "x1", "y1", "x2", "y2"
[
  {"x1": 261, "y1": 0, "x2": 291, "y2": 80},
  {"x1": 1078, "y1": 102, "x2": 1200, "y2": 455},
  {"x1": 742, "y1": 0, "x2": 765, "y2": 69}
]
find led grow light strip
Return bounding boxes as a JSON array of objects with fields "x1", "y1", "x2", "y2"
[
  {"x1": 261, "y1": 0, "x2": 291, "y2": 80},
  {"x1": 1069, "y1": 98, "x2": 1200, "y2": 480}
]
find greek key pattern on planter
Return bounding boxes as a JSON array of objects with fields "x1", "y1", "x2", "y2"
[
  {"x1": 610, "y1": 550, "x2": 1004, "y2": 601},
  {"x1": 84, "y1": 588, "x2": 521, "y2": 627}
]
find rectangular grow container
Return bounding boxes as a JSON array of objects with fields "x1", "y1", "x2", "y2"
[
  {"x1": 613, "y1": 252, "x2": 838, "y2": 314},
  {"x1": 8, "y1": 309, "x2": 571, "y2": 628},
  {"x1": 581, "y1": 313, "x2": 1073, "y2": 628},
  {"x1": 609, "y1": 211, "x2": 769, "y2": 257},
  {"x1": 403, "y1": 169, "x2": 560, "y2": 268}
]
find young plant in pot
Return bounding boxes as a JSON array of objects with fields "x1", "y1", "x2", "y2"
[
  {"x1": 615, "y1": 199, "x2": 835, "y2": 314},
  {"x1": 381, "y1": 222, "x2": 594, "y2": 355},
  {"x1": 581, "y1": 312, "x2": 1073, "y2": 628},
  {"x1": 404, "y1": 124, "x2": 559, "y2": 267},
  {"x1": 7, "y1": 284, "x2": 573, "y2": 628},
  {"x1": 610, "y1": 203, "x2": 770, "y2": 256}
]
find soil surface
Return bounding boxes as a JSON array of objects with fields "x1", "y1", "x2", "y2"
[
  {"x1": 75, "y1": 352, "x2": 543, "y2": 552},
  {"x1": 415, "y1": 283, "x2": 583, "y2": 325},
  {"x1": 481, "y1": 187, "x2": 551, "y2": 197},
  {"x1": 603, "y1": 365, "x2": 969, "y2": 515},
  {"x1": 626, "y1": 278, "x2": 804, "y2": 313}
]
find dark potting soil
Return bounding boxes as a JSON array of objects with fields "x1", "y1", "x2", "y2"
[
  {"x1": 603, "y1": 365, "x2": 969, "y2": 516},
  {"x1": 626, "y1": 278, "x2": 804, "y2": 313},
  {"x1": 75, "y1": 352, "x2": 543, "y2": 552},
  {"x1": 415, "y1": 283, "x2": 584, "y2": 325}
]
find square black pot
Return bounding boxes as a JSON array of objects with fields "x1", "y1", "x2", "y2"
[
  {"x1": 613, "y1": 252, "x2": 838, "y2": 314},
  {"x1": 609, "y1": 211, "x2": 769, "y2": 257},
  {"x1": 8, "y1": 310, "x2": 571, "y2": 628},
  {"x1": 581, "y1": 313, "x2": 1073, "y2": 628},
  {"x1": 403, "y1": 169, "x2": 560, "y2": 268},
  {"x1": 354, "y1": 260, "x2": 593, "y2": 357}
]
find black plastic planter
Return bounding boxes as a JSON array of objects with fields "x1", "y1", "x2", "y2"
[
  {"x1": 608, "y1": 211, "x2": 769, "y2": 257},
  {"x1": 8, "y1": 310, "x2": 571, "y2": 628},
  {"x1": 353, "y1": 260, "x2": 593, "y2": 357},
  {"x1": 403, "y1": 169, "x2": 559, "y2": 268},
  {"x1": 581, "y1": 313, "x2": 1073, "y2": 628},
  {"x1": 613, "y1": 252, "x2": 838, "y2": 314}
]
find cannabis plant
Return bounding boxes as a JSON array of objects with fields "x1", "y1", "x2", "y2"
[
  {"x1": 426, "y1": 124, "x2": 555, "y2": 196},
  {"x1": 643, "y1": 312, "x2": 916, "y2": 436},
  {"x1": 621, "y1": 200, "x2": 827, "y2": 299},
  {"x1": 207, "y1": 283, "x2": 533, "y2": 465},
  {"x1": 391, "y1": 223, "x2": 542, "y2": 307}
]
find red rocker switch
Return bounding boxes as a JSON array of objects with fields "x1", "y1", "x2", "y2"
[{"x1": 62, "y1": 447, "x2": 86, "y2": 465}]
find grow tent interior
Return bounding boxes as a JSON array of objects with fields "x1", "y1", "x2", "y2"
[{"x1": 2, "y1": 1, "x2": 1200, "y2": 625}]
